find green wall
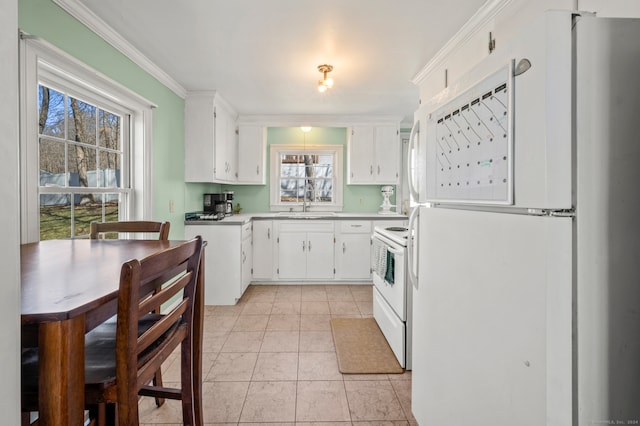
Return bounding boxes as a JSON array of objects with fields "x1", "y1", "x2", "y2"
[
  {"x1": 19, "y1": 0, "x2": 187, "y2": 238},
  {"x1": 219, "y1": 127, "x2": 392, "y2": 213}
]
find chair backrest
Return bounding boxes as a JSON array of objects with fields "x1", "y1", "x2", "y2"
[
  {"x1": 89, "y1": 220, "x2": 170, "y2": 240},
  {"x1": 115, "y1": 236, "x2": 202, "y2": 423}
]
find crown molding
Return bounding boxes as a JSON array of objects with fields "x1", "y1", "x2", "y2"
[
  {"x1": 52, "y1": 0, "x2": 187, "y2": 99},
  {"x1": 411, "y1": 0, "x2": 513, "y2": 86}
]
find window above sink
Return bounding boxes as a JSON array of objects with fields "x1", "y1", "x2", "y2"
[{"x1": 270, "y1": 144, "x2": 343, "y2": 212}]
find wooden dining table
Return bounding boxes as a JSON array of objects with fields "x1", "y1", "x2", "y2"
[{"x1": 21, "y1": 239, "x2": 205, "y2": 425}]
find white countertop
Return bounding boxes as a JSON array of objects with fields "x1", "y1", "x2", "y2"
[{"x1": 184, "y1": 212, "x2": 407, "y2": 225}]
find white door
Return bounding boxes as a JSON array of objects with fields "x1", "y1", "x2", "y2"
[
  {"x1": 374, "y1": 125, "x2": 399, "y2": 184},
  {"x1": 237, "y1": 125, "x2": 266, "y2": 183},
  {"x1": 226, "y1": 113, "x2": 238, "y2": 182},
  {"x1": 278, "y1": 231, "x2": 307, "y2": 279},
  {"x1": 252, "y1": 221, "x2": 273, "y2": 280},
  {"x1": 305, "y1": 231, "x2": 334, "y2": 279},
  {"x1": 413, "y1": 207, "x2": 572, "y2": 426},
  {"x1": 241, "y1": 235, "x2": 252, "y2": 293},
  {"x1": 336, "y1": 233, "x2": 371, "y2": 279},
  {"x1": 214, "y1": 105, "x2": 228, "y2": 181},
  {"x1": 348, "y1": 126, "x2": 375, "y2": 183}
]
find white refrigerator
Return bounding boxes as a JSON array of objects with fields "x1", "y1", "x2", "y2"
[{"x1": 408, "y1": 11, "x2": 640, "y2": 426}]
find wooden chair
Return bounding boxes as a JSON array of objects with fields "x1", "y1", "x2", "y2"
[
  {"x1": 21, "y1": 236, "x2": 203, "y2": 425},
  {"x1": 84, "y1": 235, "x2": 203, "y2": 425},
  {"x1": 90, "y1": 220, "x2": 170, "y2": 406},
  {"x1": 90, "y1": 220, "x2": 170, "y2": 240}
]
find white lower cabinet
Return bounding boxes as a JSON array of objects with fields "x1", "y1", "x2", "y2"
[
  {"x1": 335, "y1": 220, "x2": 372, "y2": 280},
  {"x1": 185, "y1": 222, "x2": 252, "y2": 305},
  {"x1": 277, "y1": 221, "x2": 334, "y2": 280},
  {"x1": 252, "y1": 220, "x2": 275, "y2": 280},
  {"x1": 241, "y1": 228, "x2": 252, "y2": 294}
]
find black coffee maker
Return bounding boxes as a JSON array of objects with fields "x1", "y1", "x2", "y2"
[
  {"x1": 203, "y1": 193, "x2": 227, "y2": 219},
  {"x1": 224, "y1": 191, "x2": 234, "y2": 216}
]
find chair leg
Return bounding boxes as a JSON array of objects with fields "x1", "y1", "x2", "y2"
[
  {"x1": 180, "y1": 338, "x2": 196, "y2": 426},
  {"x1": 153, "y1": 369, "x2": 165, "y2": 407},
  {"x1": 21, "y1": 412, "x2": 35, "y2": 426},
  {"x1": 88, "y1": 402, "x2": 113, "y2": 426},
  {"x1": 152, "y1": 297, "x2": 165, "y2": 408}
]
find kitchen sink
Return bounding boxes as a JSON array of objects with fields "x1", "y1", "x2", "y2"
[{"x1": 276, "y1": 212, "x2": 337, "y2": 219}]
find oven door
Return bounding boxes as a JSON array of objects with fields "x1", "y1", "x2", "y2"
[
  {"x1": 373, "y1": 287, "x2": 406, "y2": 368},
  {"x1": 371, "y1": 232, "x2": 407, "y2": 321}
]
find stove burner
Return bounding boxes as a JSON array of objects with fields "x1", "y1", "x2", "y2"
[{"x1": 386, "y1": 226, "x2": 407, "y2": 232}]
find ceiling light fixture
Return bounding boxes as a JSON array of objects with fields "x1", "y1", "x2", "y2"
[
  {"x1": 300, "y1": 126, "x2": 312, "y2": 133},
  {"x1": 317, "y1": 64, "x2": 334, "y2": 93}
]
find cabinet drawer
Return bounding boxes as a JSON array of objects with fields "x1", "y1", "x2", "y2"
[
  {"x1": 279, "y1": 221, "x2": 334, "y2": 233},
  {"x1": 339, "y1": 220, "x2": 371, "y2": 234}
]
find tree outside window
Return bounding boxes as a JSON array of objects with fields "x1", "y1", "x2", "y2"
[{"x1": 38, "y1": 84, "x2": 125, "y2": 240}]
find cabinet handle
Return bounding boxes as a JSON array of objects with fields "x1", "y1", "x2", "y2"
[
  {"x1": 242, "y1": 251, "x2": 246, "y2": 263},
  {"x1": 256, "y1": 165, "x2": 260, "y2": 175},
  {"x1": 370, "y1": 165, "x2": 373, "y2": 175},
  {"x1": 302, "y1": 241, "x2": 306, "y2": 251},
  {"x1": 342, "y1": 242, "x2": 346, "y2": 253},
  {"x1": 308, "y1": 240, "x2": 312, "y2": 251},
  {"x1": 267, "y1": 228, "x2": 270, "y2": 239}
]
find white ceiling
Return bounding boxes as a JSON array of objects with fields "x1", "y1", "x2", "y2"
[{"x1": 78, "y1": 0, "x2": 487, "y2": 122}]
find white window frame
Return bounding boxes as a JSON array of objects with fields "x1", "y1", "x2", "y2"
[
  {"x1": 270, "y1": 144, "x2": 343, "y2": 212},
  {"x1": 19, "y1": 36, "x2": 155, "y2": 242}
]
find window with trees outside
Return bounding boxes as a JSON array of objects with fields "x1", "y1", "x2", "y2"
[
  {"x1": 38, "y1": 84, "x2": 127, "y2": 240},
  {"x1": 20, "y1": 38, "x2": 153, "y2": 242},
  {"x1": 270, "y1": 145, "x2": 343, "y2": 211}
]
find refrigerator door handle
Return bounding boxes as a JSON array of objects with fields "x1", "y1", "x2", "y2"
[
  {"x1": 407, "y1": 206, "x2": 420, "y2": 289},
  {"x1": 407, "y1": 120, "x2": 420, "y2": 202}
]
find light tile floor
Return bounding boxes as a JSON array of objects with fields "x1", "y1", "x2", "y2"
[{"x1": 139, "y1": 284, "x2": 417, "y2": 425}]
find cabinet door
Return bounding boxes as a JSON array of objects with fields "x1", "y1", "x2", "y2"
[
  {"x1": 337, "y1": 233, "x2": 372, "y2": 280},
  {"x1": 375, "y1": 125, "x2": 400, "y2": 184},
  {"x1": 252, "y1": 221, "x2": 273, "y2": 280},
  {"x1": 227, "y1": 113, "x2": 238, "y2": 182},
  {"x1": 184, "y1": 96, "x2": 215, "y2": 182},
  {"x1": 348, "y1": 126, "x2": 375, "y2": 184},
  {"x1": 306, "y1": 232, "x2": 335, "y2": 280},
  {"x1": 241, "y1": 236, "x2": 252, "y2": 294},
  {"x1": 278, "y1": 231, "x2": 307, "y2": 279},
  {"x1": 213, "y1": 105, "x2": 228, "y2": 182},
  {"x1": 237, "y1": 125, "x2": 266, "y2": 184},
  {"x1": 185, "y1": 225, "x2": 242, "y2": 305}
]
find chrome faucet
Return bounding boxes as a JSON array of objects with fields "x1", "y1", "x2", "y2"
[
  {"x1": 302, "y1": 182, "x2": 311, "y2": 212},
  {"x1": 302, "y1": 191, "x2": 309, "y2": 212}
]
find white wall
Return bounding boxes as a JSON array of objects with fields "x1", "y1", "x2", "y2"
[{"x1": 0, "y1": 0, "x2": 21, "y2": 423}]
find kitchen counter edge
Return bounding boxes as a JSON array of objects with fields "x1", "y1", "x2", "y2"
[{"x1": 184, "y1": 212, "x2": 407, "y2": 225}]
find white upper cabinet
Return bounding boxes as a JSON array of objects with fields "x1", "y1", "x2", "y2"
[
  {"x1": 348, "y1": 125, "x2": 400, "y2": 184},
  {"x1": 213, "y1": 98, "x2": 238, "y2": 183},
  {"x1": 237, "y1": 125, "x2": 267, "y2": 184},
  {"x1": 184, "y1": 93, "x2": 215, "y2": 182},
  {"x1": 184, "y1": 92, "x2": 237, "y2": 183}
]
